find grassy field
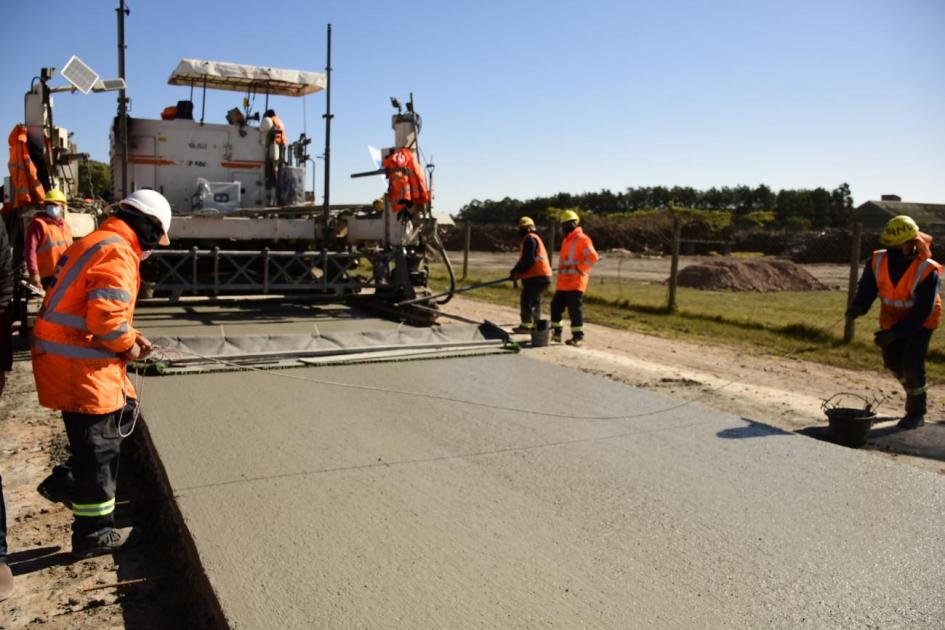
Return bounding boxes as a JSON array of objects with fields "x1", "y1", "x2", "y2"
[{"x1": 430, "y1": 269, "x2": 945, "y2": 382}]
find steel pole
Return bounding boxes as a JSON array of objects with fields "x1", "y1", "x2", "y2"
[
  {"x1": 322, "y1": 24, "x2": 333, "y2": 232},
  {"x1": 116, "y1": 0, "x2": 129, "y2": 197}
]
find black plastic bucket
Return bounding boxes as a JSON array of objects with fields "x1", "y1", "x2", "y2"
[
  {"x1": 825, "y1": 407, "x2": 876, "y2": 448},
  {"x1": 531, "y1": 319, "x2": 550, "y2": 347}
]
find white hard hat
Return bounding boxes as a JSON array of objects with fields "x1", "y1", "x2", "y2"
[{"x1": 121, "y1": 189, "x2": 172, "y2": 245}]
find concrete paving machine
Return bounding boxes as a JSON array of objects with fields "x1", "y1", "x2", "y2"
[
  {"x1": 123, "y1": 58, "x2": 450, "y2": 320},
  {"x1": 6, "y1": 46, "x2": 453, "y2": 328}
]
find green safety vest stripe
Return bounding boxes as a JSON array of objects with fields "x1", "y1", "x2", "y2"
[{"x1": 72, "y1": 498, "x2": 116, "y2": 517}]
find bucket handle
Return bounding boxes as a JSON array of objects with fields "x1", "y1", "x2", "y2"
[{"x1": 822, "y1": 392, "x2": 874, "y2": 414}]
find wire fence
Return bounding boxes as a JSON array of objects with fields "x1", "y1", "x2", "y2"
[{"x1": 438, "y1": 215, "x2": 906, "y2": 347}]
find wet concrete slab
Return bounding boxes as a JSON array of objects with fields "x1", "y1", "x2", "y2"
[
  {"x1": 139, "y1": 352, "x2": 945, "y2": 629},
  {"x1": 133, "y1": 300, "x2": 400, "y2": 338}
]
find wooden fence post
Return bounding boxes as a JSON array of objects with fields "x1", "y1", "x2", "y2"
[
  {"x1": 462, "y1": 222, "x2": 471, "y2": 281},
  {"x1": 667, "y1": 208, "x2": 681, "y2": 313},
  {"x1": 843, "y1": 222, "x2": 862, "y2": 343},
  {"x1": 549, "y1": 221, "x2": 557, "y2": 271}
]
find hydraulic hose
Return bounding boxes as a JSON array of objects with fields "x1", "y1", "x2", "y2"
[{"x1": 431, "y1": 223, "x2": 456, "y2": 305}]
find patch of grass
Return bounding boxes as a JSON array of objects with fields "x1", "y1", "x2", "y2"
[{"x1": 431, "y1": 269, "x2": 945, "y2": 382}]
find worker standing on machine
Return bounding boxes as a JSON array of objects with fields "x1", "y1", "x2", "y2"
[
  {"x1": 31, "y1": 190, "x2": 172, "y2": 558},
  {"x1": 24, "y1": 187, "x2": 72, "y2": 290},
  {"x1": 509, "y1": 216, "x2": 552, "y2": 334},
  {"x1": 260, "y1": 110, "x2": 287, "y2": 205},
  {"x1": 550, "y1": 210, "x2": 598, "y2": 347},
  {"x1": 847, "y1": 215, "x2": 940, "y2": 429}
]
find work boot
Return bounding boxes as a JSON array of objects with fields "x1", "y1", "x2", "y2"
[
  {"x1": 37, "y1": 465, "x2": 75, "y2": 507},
  {"x1": 71, "y1": 526, "x2": 136, "y2": 560},
  {"x1": 0, "y1": 562, "x2": 13, "y2": 601},
  {"x1": 551, "y1": 330, "x2": 562, "y2": 343},
  {"x1": 565, "y1": 337, "x2": 584, "y2": 348},
  {"x1": 511, "y1": 324, "x2": 533, "y2": 334},
  {"x1": 897, "y1": 415, "x2": 925, "y2": 430}
]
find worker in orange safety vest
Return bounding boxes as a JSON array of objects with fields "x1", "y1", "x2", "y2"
[
  {"x1": 31, "y1": 189, "x2": 172, "y2": 558},
  {"x1": 25, "y1": 187, "x2": 73, "y2": 290},
  {"x1": 550, "y1": 210, "x2": 598, "y2": 347},
  {"x1": 509, "y1": 216, "x2": 552, "y2": 333},
  {"x1": 847, "y1": 215, "x2": 941, "y2": 429},
  {"x1": 383, "y1": 147, "x2": 430, "y2": 220},
  {"x1": 7, "y1": 124, "x2": 45, "y2": 208}
]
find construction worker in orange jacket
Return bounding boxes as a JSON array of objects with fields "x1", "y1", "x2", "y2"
[
  {"x1": 847, "y1": 215, "x2": 941, "y2": 429},
  {"x1": 510, "y1": 216, "x2": 552, "y2": 333},
  {"x1": 550, "y1": 210, "x2": 599, "y2": 347},
  {"x1": 31, "y1": 189, "x2": 172, "y2": 558},
  {"x1": 24, "y1": 187, "x2": 73, "y2": 290}
]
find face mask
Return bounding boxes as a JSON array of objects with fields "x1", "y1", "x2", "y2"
[
  {"x1": 140, "y1": 250, "x2": 153, "y2": 261},
  {"x1": 45, "y1": 204, "x2": 63, "y2": 219}
]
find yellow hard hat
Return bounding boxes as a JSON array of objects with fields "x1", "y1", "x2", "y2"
[
  {"x1": 44, "y1": 188, "x2": 67, "y2": 205},
  {"x1": 559, "y1": 210, "x2": 580, "y2": 225},
  {"x1": 880, "y1": 215, "x2": 919, "y2": 246},
  {"x1": 518, "y1": 216, "x2": 535, "y2": 228}
]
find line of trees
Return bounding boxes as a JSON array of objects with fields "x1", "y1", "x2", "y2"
[{"x1": 452, "y1": 183, "x2": 854, "y2": 231}]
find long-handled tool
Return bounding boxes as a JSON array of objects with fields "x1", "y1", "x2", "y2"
[{"x1": 396, "y1": 276, "x2": 511, "y2": 307}]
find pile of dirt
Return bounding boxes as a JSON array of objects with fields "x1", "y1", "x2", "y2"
[{"x1": 675, "y1": 258, "x2": 829, "y2": 291}]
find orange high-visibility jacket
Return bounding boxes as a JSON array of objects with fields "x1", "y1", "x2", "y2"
[
  {"x1": 32, "y1": 217, "x2": 142, "y2": 414},
  {"x1": 270, "y1": 115, "x2": 287, "y2": 146},
  {"x1": 8, "y1": 124, "x2": 45, "y2": 208},
  {"x1": 30, "y1": 214, "x2": 74, "y2": 279},
  {"x1": 383, "y1": 147, "x2": 430, "y2": 211},
  {"x1": 556, "y1": 227, "x2": 599, "y2": 292},
  {"x1": 872, "y1": 248, "x2": 942, "y2": 331},
  {"x1": 518, "y1": 232, "x2": 552, "y2": 280}
]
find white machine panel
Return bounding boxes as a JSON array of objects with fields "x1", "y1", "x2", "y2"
[{"x1": 112, "y1": 117, "x2": 266, "y2": 212}]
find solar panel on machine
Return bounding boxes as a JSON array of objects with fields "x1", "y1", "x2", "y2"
[{"x1": 61, "y1": 55, "x2": 99, "y2": 95}]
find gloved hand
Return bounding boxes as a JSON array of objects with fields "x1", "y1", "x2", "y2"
[
  {"x1": 509, "y1": 270, "x2": 521, "y2": 281},
  {"x1": 874, "y1": 330, "x2": 898, "y2": 349}
]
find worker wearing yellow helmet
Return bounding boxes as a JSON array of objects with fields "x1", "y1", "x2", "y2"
[
  {"x1": 550, "y1": 210, "x2": 598, "y2": 347},
  {"x1": 509, "y1": 216, "x2": 552, "y2": 334},
  {"x1": 25, "y1": 187, "x2": 73, "y2": 290},
  {"x1": 847, "y1": 215, "x2": 941, "y2": 429}
]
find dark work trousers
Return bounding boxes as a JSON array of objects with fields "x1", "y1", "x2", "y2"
[
  {"x1": 1, "y1": 473, "x2": 7, "y2": 563},
  {"x1": 520, "y1": 277, "x2": 551, "y2": 325},
  {"x1": 882, "y1": 327, "x2": 933, "y2": 417},
  {"x1": 62, "y1": 402, "x2": 135, "y2": 538},
  {"x1": 550, "y1": 290, "x2": 585, "y2": 339}
]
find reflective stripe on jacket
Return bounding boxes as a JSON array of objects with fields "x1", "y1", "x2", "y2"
[
  {"x1": 8, "y1": 124, "x2": 45, "y2": 208},
  {"x1": 31, "y1": 214, "x2": 73, "y2": 279},
  {"x1": 872, "y1": 248, "x2": 942, "y2": 331},
  {"x1": 555, "y1": 227, "x2": 599, "y2": 292},
  {"x1": 518, "y1": 232, "x2": 552, "y2": 280},
  {"x1": 32, "y1": 217, "x2": 142, "y2": 414}
]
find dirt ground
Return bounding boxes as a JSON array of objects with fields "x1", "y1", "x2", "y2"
[
  {"x1": 1, "y1": 346, "x2": 190, "y2": 629},
  {"x1": 2, "y1": 287, "x2": 943, "y2": 627}
]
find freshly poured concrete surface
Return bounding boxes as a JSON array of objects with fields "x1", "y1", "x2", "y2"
[
  {"x1": 141, "y1": 355, "x2": 945, "y2": 629},
  {"x1": 133, "y1": 300, "x2": 400, "y2": 338}
]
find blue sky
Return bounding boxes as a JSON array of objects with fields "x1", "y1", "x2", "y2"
[{"x1": 2, "y1": 0, "x2": 943, "y2": 217}]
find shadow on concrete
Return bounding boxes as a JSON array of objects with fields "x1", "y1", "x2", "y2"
[
  {"x1": 798, "y1": 421, "x2": 945, "y2": 463},
  {"x1": 717, "y1": 418, "x2": 792, "y2": 439}
]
